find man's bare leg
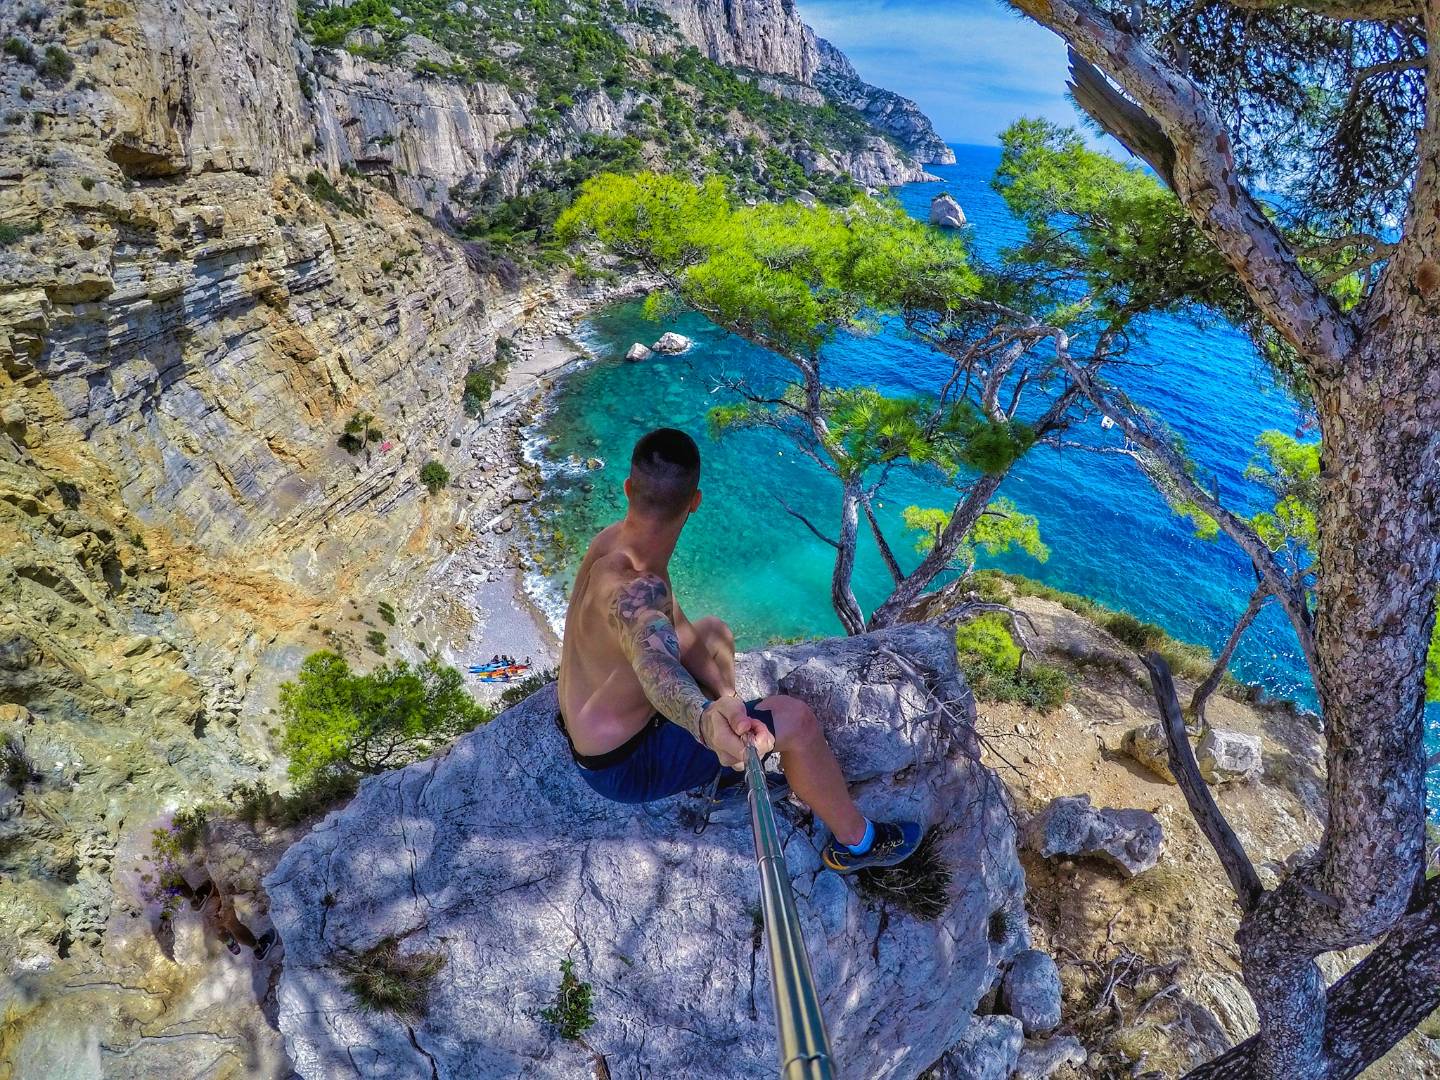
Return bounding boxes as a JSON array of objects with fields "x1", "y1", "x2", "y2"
[
  {"x1": 762, "y1": 695, "x2": 867, "y2": 846},
  {"x1": 681, "y1": 616, "x2": 738, "y2": 699},
  {"x1": 685, "y1": 619, "x2": 867, "y2": 845}
]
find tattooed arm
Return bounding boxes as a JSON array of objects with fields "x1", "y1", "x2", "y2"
[{"x1": 610, "y1": 573, "x2": 711, "y2": 744}]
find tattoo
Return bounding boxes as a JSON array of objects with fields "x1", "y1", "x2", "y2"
[{"x1": 611, "y1": 574, "x2": 709, "y2": 742}]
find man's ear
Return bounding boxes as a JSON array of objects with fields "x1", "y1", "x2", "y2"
[
  {"x1": 623, "y1": 477, "x2": 633, "y2": 503},
  {"x1": 691, "y1": 489, "x2": 703, "y2": 513}
]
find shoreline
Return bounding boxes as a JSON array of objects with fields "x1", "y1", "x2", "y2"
[{"x1": 416, "y1": 277, "x2": 650, "y2": 702}]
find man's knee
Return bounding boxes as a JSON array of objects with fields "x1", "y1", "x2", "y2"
[
  {"x1": 765, "y1": 694, "x2": 821, "y2": 748},
  {"x1": 694, "y1": 616, "x2": 734, "y2": 652}
]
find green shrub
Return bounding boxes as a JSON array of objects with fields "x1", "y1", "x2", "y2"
[
  {"x1": 365, "y1": 629, "x2": 388, "y2": 655},
  {"x1": 227, "y1": 772, "x2": 359, "y2": 829},
  {"x1": 954, "y1": 614, "x2": 1021, "y2": 672},
  {"x1": 463, "y1": 359, "x2": 510, "y2": 416},
  {"x1": 305, "y1": 169, "x2": 365, "y2": 216},
  {"x1": 338, "y1": 411, "x2": 382, "y2": 455},
  {"x1": 955, "y1": 614, "x2": 1069, "y2": 711},
  {"x1": 339, "y1": 936, "x2": 446, "y2": 1019},
  {"x1": 279, "y1": 651, "x2": 491, "y2": 782},
  {"x1": 19, "y1": 84, "x2": 33, "y2": 100},
  {"x1": 1100, "y1": 611, "x2": 1165, "y2": 650},
  {"x1": 0, "y1": 220, "x2": 38, "y2": 246},
  {"x1": 498, "y1": 667, "x2": 555, "y2": 710},
  {"x1": 171, "y1": 807, "x2": 208, "y2": 852},
  {"x1": 80, "y1": 176, "x2": 95, "y2": 191},
  {"x1": 37, "y1": 45, "x2": 74, "y2": 82},
  {"x1": 541, "y1": 958, "x2": 596, "y2": 1040},
  {"x1": 3, "y1": 37, "x2": 36, "y2": 66},
  {"x1": 377, "y1": 600, "x2": 397, "y2": 626},
  {"x1": 419, "y1": 460, "x2": 450, "y2": 495}
]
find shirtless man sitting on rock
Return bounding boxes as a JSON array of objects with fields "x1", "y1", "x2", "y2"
[{"x1": 557, "y1": 428, "x2": 922, "y2": 873}]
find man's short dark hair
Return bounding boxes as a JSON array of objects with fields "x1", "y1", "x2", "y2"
[{"x1": 629, "y1": 428, "x2": 701, "y2": 519}]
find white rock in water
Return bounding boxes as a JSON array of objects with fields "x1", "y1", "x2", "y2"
[
  {"x1": 624, "y1": 342, "x2": 653, "y2": 362},
  {"x1": 930, "y1": 192, "x2": 967, "y2": 229},
  {"x1": 651, "y1": 332, "x2": 692, "y2": 354},
  {"x1": 266, "y1": 626, "x2": 1038, "y2": 1080}
]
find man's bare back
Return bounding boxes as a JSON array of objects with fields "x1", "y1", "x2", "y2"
[
  {"x1": 552, "y1": 428, "x2": 918, "y2": 871},
  {"x1": 558, "y1": 522, "x2": 697, "y2": 756}
]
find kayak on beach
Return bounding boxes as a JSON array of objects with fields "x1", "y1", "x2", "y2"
[{"x1": 469, "y1": 663, "x2": 531, "y2": 681}]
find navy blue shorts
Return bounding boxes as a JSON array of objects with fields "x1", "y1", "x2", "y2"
[{"x1": 559, "y1": 699, "x2": 777, "y2": 804}]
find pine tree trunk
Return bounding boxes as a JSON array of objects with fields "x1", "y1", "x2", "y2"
[
  {"x1": 831, "y1": 481, "x2": 867, "y2": 635},
  {"x1": 1232, "y1": 310, "x2": 1440, "y2": 1078}
]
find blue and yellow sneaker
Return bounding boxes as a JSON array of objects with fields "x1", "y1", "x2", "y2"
[{"x1": 821, "y1": 820, "x2": 924, "y2": 874}]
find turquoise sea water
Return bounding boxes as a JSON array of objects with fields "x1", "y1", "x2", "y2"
[{"x1": 530, "y1": 144, "x2": 1439, "y2": 817}]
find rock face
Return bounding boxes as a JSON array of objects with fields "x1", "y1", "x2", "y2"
[
  {"x1": 267, "y1": 626, "x2": 1037, "y2": 1078},
  {"x1": 1000, "y1": 950, "x2": 1063, "y2": 1035},
  {"x1": 653, "y1": 330, "x2": 695, "y2": 354},
  {"x1": 1122, "y1": 721, "x2": 1180, "y2": 782},
  {"x1": 931, "y1": 192, "x2": 969, "y2": 228},
  {"x1": 936, "y1": 1015, "x2": 1024, "y2": 1080},
  {"x1": 1024, "y1": 794, "x2": 1164, "y2": 878},
  {"x1": 625, "y1": 342, "x2": 654, "y2": 361},
  {"x1": 815, "y1": 37, "x2": 957, "y2": 165}
]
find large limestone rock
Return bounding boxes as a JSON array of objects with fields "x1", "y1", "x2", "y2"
[
  {"x1": 1000, "y1": 949, "x2": 1062, "y2": 1035},
  {"x1": 1197, "y1": 728, "x2": 1263, "y2": 783},
  {"x1": 267, "y1": 626, "x2": 1035, "y2": 1078},
  {"x1": 1024, "y1": 794, "x2": 1164, "y2": 878},
  {"x1": 1122, "y1": 721, "x2": 1180, "y2": 783},
  {"x1": 930, "y1": 193, "x2": 968, "y2": 229},
  {"x1": 652, "y1": 331, "x2": 695, "y2": 354}
]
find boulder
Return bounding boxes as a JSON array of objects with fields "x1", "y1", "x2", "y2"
[
  {"x1": 933, "y1": 1015, "x2": 1023, "y2": 1080},
  {"x1": 1121, "y1": 721, "x2": 1178, "y2": 783},
  {"x1": 930, "y1": 193, "x2": 967, "y2": 229},
  {"x1": 624, "y1": 342, "x2": 653, "y2": 362},
  {"x1": 1197, "y1": 728, "x2": 1263, "y2": 783},
  {"x1": 794, "y1": 189, "x2": 819, "y2": 209},
  {"x1": 343, "y1": 28, "x2": 384, "y2": 52},
  {"x1": 1000, "y1": 949, "x2": 1062, "y2": 1035},
  {"x1": 1024, "y1": 794, "x2": 1164, "y2": 878},
  {"x1": 651, "y1": 331, "x2": 693, "y2": 355},
  {"x1": 1015, "y1": 1034, "x2": 1087, "y2": 1079},
  {"x1": 267, "y1": 626, "x2": 1032, "y2": 1079}
]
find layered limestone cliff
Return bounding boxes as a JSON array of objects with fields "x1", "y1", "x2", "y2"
[{"x1": 0, "y1": 0, "x2": 955, "y2": 1071}]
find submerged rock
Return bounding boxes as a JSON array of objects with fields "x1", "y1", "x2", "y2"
[
  {"x1": 652, "y1": 331, "x2": 693, "y2": 354},
  {"x1": 1024, "y1": 794, "x2": 1164, "y2": 878},
  {"x1": 267, "y1": 625, "x2": 1034, "y2": 1079},
  {"x1": 930, "y1": 193, "x2": 967, "y2": 229},
  {"x1": 624, "y1": 341, "x2": 653, "y2": 362}
]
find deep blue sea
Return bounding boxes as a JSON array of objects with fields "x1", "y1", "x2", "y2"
[{"x1": 529, "y1": 144, "x2": 1439, "y2": 817}]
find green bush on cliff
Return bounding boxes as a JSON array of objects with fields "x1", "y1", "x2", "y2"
[
  {"x1": 954, "y1": 613, "x2": 1069, "y2": 711},
  {"x1": 279, "y1": 651, "x2": 491, "y2": 782},
  {"x1": 419, "y1": 460, "x2": 450, "y2": 494},
  {"x1": 37, "y1": 45, "x2": 74, "y2": 82}
]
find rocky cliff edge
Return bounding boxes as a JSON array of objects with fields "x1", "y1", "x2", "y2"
[{"x1": 266, "y1": 625, "x2": 1036, "y2": 1078}]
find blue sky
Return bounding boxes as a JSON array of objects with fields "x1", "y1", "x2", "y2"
[{"x1": 804, "y1": 0, "x2": 1082, "y2": 146}]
